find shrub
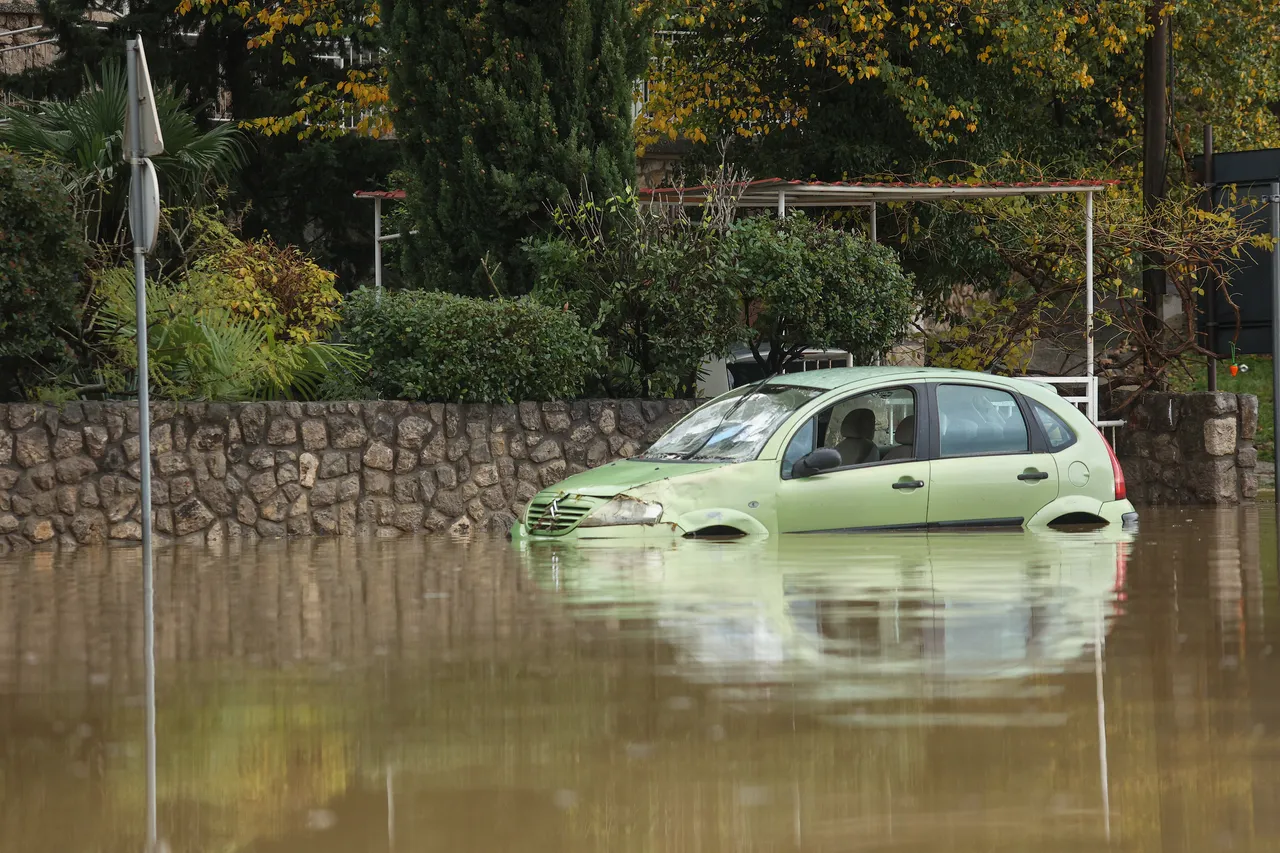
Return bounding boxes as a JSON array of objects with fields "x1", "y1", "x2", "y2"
[
  {"x1": 526, "y1": 186, "x2": 741, "y2": 397},
  {"x1": 726, "y1": 214, "x2": 915, "y2": 374},
  {"x1": 342, "y1": 289, "x2": 595, "y2": 402},
  {"x1": 90, "y1": 268, "x2": 366, "y2": 401},
  {"x1": 0, "y1": 151, "x2": 88, "y2": 401},
  {"x1": 190, "y1": 215, "x2": 343, "y2": 343}
]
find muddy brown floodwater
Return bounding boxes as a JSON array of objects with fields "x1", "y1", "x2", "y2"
[{"x1": 1, "y1": 507, "x2": 1279, "y2": 852}]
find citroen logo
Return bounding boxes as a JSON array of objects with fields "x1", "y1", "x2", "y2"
[{"x1": 548, "y1": 499, "x2": 560, "y2": 518}]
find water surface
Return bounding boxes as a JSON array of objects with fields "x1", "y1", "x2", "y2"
[{"x1": 2, "y1": 508, "x2": 1278, "y2": 852}]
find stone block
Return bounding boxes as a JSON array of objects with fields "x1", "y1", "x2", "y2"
[
  {"x1": 312, "y1": 507, "x2": 338, "y2": 534},
  {"x1": 259, "y1": 493, "x2": 290, "y2": 522},
  {"x1": 267, "y1": 417, "x2": 298, "y2": 446},
  {"x1": 1242, "y1": 470, "x2": 1259, "y2": 500},
  {"x1": 397, "y1": 416, "x2": 431, "y2": 450},
  {"x1": 539, "y1": 460, "x2": 567, "y2": 486},
  {"x1": 364, "y1": 469, "x2": 392, "y2": 496},
  {"x1": 1204, "y1": 417, "x2": 1238, "y2": 457},
  {"x1": 109, "y1": 521, "x2": 142, "y2": 541},
  {"x1": 394, "y1": 475, "x2": 419, "y2": 504},
  {"x1": 8, "y1": 404, "x2": 37, "y2": 430},
  {"x1": 78, "y1": 482, "x2": 99, "y2": 508},
  {"x1": 1237, "y1": 444, "x2": 1258, "y2": 469},
  {"x1": 0, "y1": 513, "x2": 16, "y2": 534},
  {"x1": 53, "y1": 429, "x2": 83, "y2": 459},
  {"x1": 395, "y1": 450, "x2": 417, "y2": 474},
  {"x1": 247, "y1": 470, "x2": 278, "y2": 502},
  {"x1": 318, "y1": 451, "x2": 348, "y2": 478},
  {"x1": 299, "y1": 452, "x2": 319, "y2": 487},
  {"x1": 301, "y1": 419, "x2": 328, "y2": 451},
  {"x1": 530, "y1": 439, "x2": 562, "y2": 463},
  {"x1": 518, "y1": 402, "x2": 542, "y2": 431},
  {"x1": 154, "y1": 507, "x2": 173, "y2": 534},
  {"x1": 395, "y1": 505, "x2": 424, "y2": 531},
  {"x1": 287, "y1": 514, "x2": 313, "y2": 536},
  {"x1": 198, "y1": 478, "x2": 232, "y2": 514},
  {"x1": 170, "y1": 475, "x2": 195, "y2": 503},
  {"x1": 311, "y1": 473, "x2": 359, "y2": 507},
  {"x1": 1240, "y1": 394, "x2": 1259, "y2": 440},
  {"x1": 156, "y1": 453, "x2": 190, "y2": 475},
  {"x1": 419, "y1": 431, "x2": 447, "y2": 464},
  {"x1": 433, "y1": 489, "x2": 464, "y2": 517},
  {"x1": 71, "y1": 510, "x2": 106, "y2": 544},
  {"x1": 56, "y1": 485, "x2": 77, "y2": 516},
  {"x1": 83, "y1": 425, "x2": 108, "y2": 458},
  {"x1": 14, "y1": 429, "x2": 50, "y2": 467},
  {"x1": 256, "y1": 519, "x2": 287, "y2": 538},
  {"x1": 56, "y1": 457, "x2": 97, "y2": 485},
  {"x1": 363, "y1": 442, "x2": 394, "y2": 471},
  {"x1": 173, "y1": 498, "x2": 216, "y2": 535},
  {"x1": 192, "y1": 424, "x2": 226, "y2": 451},
  {"x1": 239, "y1": 404, "x2": 266, "y2": 443},
  {"x1": 330, "y1": 415, "x2": 367, "y2": 449},
  {"x1": 237, "y1": 495, "x2": 258, "y2": 525}
]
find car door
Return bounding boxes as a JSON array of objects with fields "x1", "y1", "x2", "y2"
[
  {"x1": 775, "y1": 384, "x2": 932, "y2": 533},
  {"x1": 925, "y1": 382, "x2": 1060, "y2": 529}
]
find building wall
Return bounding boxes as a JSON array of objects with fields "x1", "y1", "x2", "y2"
[{"x1": 0, "y1": 3, "x2": 55, "y2": 77}]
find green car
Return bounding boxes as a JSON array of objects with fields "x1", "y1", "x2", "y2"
[{"x1": 513, "y1": 367, "x2": 1138, "y2": 541}]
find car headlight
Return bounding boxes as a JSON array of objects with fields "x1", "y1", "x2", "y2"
[{"x1": 578, "y1": 496, "x2": 664, "y2": 527}]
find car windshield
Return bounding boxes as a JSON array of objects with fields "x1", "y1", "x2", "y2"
[{"x1": 642, "y1": 384, "x2": 823, "y2": 462}]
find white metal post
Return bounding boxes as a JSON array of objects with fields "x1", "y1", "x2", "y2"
[
  {"x1": 1270, "y1": 182, "x2": 1279, "y2": 441},
  {"x1": 869, "y1": 201, "x2": 877, "y2": 243},
  {"x1": 126, "y1": 36, "x2": 158, "y2": 853},
  {"x1": 1086, "y1": 191, "x2": 1096, "y2": 423},
  {"x1": 374, "y1": 196, "x2": 383, "y2": 296},
  {"x1": 777, "y1": 190, "x2": 786, "y2": 218}
]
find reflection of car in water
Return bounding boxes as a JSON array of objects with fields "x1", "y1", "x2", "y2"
[{"x1": 522, "y1": 531, "x2": 1129, "y2": 717}]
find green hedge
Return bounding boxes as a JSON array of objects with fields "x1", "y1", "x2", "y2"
[
  {"x1": 0, "y1": 152, "x2": 87, "y2": 401},
  {"x1": 342, "y1": 289, "x2": 595, "y2": 402}
]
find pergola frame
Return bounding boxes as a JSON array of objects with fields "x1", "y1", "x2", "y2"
[{"x1": 640, "y1": 178, "x2": 1121, "y2": 426}]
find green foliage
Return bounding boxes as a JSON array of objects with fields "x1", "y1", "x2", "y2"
[
  {"x1": 189, "y1": 214, "x2": 343, "y2": 342},
  {"x1": 726, "y1": 214, "x2": 915, "y2": 374},
  {"x1": 526, "y1": 186, "x2": 741, "y2": 397},
  {"x1": 386, "y1": 0, "x2": 652, "y2": 295},
  {"x1": 341, "y1": 289, "x2": 595, "y2": 402},
  {"x1": 91, "y1": 268, "x2": 365, "y2": 401},
  {"x1": 0, "y1": 62, "x2": 244, "y2": 247},
  {"x1": 0, "y1": 151, "x2": 89, "y2": 402}
]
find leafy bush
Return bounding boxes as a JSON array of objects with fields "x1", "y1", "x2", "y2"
[
  {"x1": 526, "y1": 186, "x2": 740, "y2": 397},
  {"x1": 0, "y1": 151, "x2": 88, "y2": 401},
  {"x1": 91, "y1": 269, "x2": 365, "y2": 401},
  {"x1": 191, "y1": 215, "x2": 343, "y2": 343},
  {"x1": 342, "y1": 289, "x2": 595, "y2": 402},
  {"x1": 727, "y1": 214, "x2": 915, "y2": 374}
]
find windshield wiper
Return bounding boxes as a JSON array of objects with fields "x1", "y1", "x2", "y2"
[{"x1": 680, "y1": 375, "x2": 774, "y2": 460}]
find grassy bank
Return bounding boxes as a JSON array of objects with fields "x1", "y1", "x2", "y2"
[{"x1": 1169, "y1": 355, "x2": 1274, "y2": 462}]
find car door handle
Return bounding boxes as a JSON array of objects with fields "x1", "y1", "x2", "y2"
[
  {"x1": 892, "y1": 479, "x2": 925, "y2": 490},
  {"x1": 1018, "y1": 471, "x2": 1050, "y2": 481}
]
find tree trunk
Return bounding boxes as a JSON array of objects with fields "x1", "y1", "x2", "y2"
[{"x1": 1141, "y1": 4, "x2": 1170, "y2": 350}]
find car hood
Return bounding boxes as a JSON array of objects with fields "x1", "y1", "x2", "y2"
[{"x1": 541, "y1": 459, "x2": 727, "y2": 498}]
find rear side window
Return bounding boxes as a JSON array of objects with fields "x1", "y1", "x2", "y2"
[
  {"x1": 1031, "y1": 401, "x2": 1077, "y2": 451},
  {"x1": 936, "y1": 385, "x2": 1029, "y2": 457}
]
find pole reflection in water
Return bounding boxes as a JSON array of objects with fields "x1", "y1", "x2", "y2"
[{"x1": 0, "y1": 507, "x2": 1277, "y2": 853}]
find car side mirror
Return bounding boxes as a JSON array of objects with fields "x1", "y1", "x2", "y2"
[{"x1": 791, "y1": 447, "x2": 842, "y2": 479}]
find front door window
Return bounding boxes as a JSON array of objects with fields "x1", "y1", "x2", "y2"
[{"x1": 782, "y1": 387, "x2": 917, "y2": 479}]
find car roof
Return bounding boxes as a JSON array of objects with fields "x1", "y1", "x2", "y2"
[{"x1": 766, "y1": 366, "x2": 1038, "y2": 392}]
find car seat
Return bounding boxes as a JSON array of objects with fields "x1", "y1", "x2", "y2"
[
  {"x1": 835, "y1": 408, "x2": 880, "y2": 466},
  {"x1": 881, "y1": 415, "x2": 916, "y2": 461}
]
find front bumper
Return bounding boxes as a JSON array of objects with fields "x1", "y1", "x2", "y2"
[{"x1": 512, "y1": 520, "x2": 685, "y2": 543}]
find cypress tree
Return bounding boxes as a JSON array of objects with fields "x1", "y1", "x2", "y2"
[{"x1": 387, "y1": 0, "x2": 647, "y2": 295}]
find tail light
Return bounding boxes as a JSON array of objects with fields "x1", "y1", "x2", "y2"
[{"x1": 1099, "y1": 429, "x2": 1126, "y2": 501}]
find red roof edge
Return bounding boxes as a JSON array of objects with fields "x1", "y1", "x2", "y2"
[{"x1": 354, "y1": 189, "x2": 407, "y2": 199}]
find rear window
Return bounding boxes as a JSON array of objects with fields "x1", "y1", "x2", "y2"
[{"x1": 1032, "y1": 402, "x2": 1077, "y2": 451}]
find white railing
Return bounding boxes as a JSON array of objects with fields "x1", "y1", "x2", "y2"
[{"x1": 1020, "y1": 375, "x2": 1125, "y2": 430}]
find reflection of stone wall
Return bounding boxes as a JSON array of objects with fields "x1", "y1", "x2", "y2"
[
  {"x1": 0, "y1": 400, "x2": 697, "y2": 551},
  {"x1": 1115, "y1": 392, "x2": 1258, "y2": 504}
]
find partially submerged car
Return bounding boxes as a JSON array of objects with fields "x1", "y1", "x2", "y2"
[{"x1": 513, "y1": 367, "x2": 1138, "y2": 541}]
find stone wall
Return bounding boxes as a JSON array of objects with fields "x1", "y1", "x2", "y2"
[
  {"x1": 0, "y1": 399, "x2": 697, "y2": 552},
  {"x1": 1114, "y1": 392, "x2": 1258, "y2": 504}
]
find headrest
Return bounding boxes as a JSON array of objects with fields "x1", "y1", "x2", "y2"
[
  {"x1": 894, "y1": 415, "x2": 915, "y2": 445},
  {"x1": 840, "y1": 408, "x2": 876, "y2": 440}
]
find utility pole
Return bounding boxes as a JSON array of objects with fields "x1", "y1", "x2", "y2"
[{"x1": 1141, "y1": 4, "x2": 1170, "y2": 345}]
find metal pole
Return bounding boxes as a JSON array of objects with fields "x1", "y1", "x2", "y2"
[
  {"x1": 777, "y1": 190, "x2": 786, "y2": 218},
  {"x1": 1086, "y1": 191, "x2": 1097, "y2": 423},
  {"x1": 1095, "y1": 602, "x2": 1111, "y2": 841},
  {"x1": 1270, "y1": 182, "x2": 1279, "y2": 451},
  {"x1": 1204, "y1": 126, "x2": 1218, "y2": 392},
  {"x1": 869, "y1": 201, "x2": 877, "y2": 243},
  {"x1": 127, "y1": 37, "x2": 158, "y2": 853},
  {"x1": 374, "y1": 196, "x2": 383, "y2": 297}
]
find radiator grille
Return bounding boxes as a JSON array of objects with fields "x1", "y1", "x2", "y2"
[{"x1": 524, "y1": 495, "x2": 598, "y2": 535}]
